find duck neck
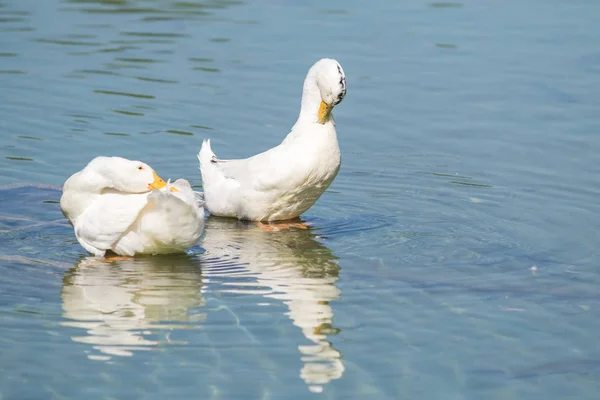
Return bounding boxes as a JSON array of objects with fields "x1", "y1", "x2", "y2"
[
  {"x1": 298, "y1": 72, "x2": 330, "y2": 124},
  {"x1": 83, "y1": 170, "x2": 114, "y2": 193},
  {"x1": 66, "y1": 164, "x2": 124, "y2": 196}
]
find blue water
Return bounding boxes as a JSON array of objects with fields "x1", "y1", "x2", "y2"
[{"x1": 1, "y1": 0, "x2": 600, "y2": 398}]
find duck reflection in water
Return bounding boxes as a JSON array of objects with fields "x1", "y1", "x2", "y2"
[
  {"x1": 61, "y1": 217, "x2": 343, "y2": 391},
  {"x1": 201, "y1": 216, "x2": 344, "y2": 392},
  {"x1": 61, "y1": 254, "x2": 206, "y2": 360}
]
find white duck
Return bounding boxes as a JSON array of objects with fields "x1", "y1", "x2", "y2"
[
  {"x1": 60, "y1": 156, "x2": 205, "y2": 257},
  {"x1": 198, "y1": 58, "x2": 346, "y2": 222}
]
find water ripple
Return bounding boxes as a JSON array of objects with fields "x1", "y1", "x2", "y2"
[
  {"x1": 93, "y1": 89, "x2": 155, "y2": 99},
  {"x1": 200, "y1": 216, "x2": 344, "y2": 391}
]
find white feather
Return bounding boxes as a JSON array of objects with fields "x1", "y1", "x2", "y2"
[
  {"x1": 60, "y1": 157, "x2": 205, "y2": 256},
  {"x1": 198, "y1": 58, "x2": 346, "y2": 221}
]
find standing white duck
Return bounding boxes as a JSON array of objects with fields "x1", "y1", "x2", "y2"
[
  {"x1": 60, "y1": 156, "x2": 205, "y2": 257},
  {"x1": 198, "y1": 58, "x2": 346, "y2": 223}
]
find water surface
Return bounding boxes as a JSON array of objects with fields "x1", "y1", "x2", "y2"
[{"x1": 1, "y1": 0, "x2": 600, "y2": 398}]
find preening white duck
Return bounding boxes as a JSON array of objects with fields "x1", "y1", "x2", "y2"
[
  {"x1": 198, "y1": 58, "x2": 346, "y2": 222},
  {"x1": 60, "y1": 156, "x2": 205, "y2": 257}
]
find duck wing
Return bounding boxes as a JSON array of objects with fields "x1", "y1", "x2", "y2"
[
  {"x1": 74, "y1": 191, "x2": 148, "y2": 256},
  {"x1": 211, "y1": 144, "x2": 302, "y2": 192}
]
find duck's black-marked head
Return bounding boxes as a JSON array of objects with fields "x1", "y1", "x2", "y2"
[
  {"x1": 315, "y1": 58, "x2": 346, "y2": 105},
  {"x1": 311, "y1": 58, "x2": 346, "y2": 124}
]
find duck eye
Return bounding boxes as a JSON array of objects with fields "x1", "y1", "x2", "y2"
[{"x1": 138, "y1": 166, "x2": 144, "y2": 171}]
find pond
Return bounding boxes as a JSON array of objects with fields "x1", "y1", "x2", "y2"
[{"x1": 1, "y1": 0, "x2": 599, "y2": 398}]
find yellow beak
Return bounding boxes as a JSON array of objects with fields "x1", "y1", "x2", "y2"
[
  {"x1": 148, "y1": 171, "x2": 167, "y2": 190},
  {"x1": 317, "y1": 100, "x2": 333, "y2": 124}
]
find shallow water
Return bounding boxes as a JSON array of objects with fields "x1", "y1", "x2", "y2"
[{"x1": 1, "y1": 0, "x2": 600, "y2": 398}]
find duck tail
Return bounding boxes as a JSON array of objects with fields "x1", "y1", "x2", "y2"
[
  {"x1": 197, "y1": 139, "x2": 227, "y2": 210},
  {"x1": 198, "y1": 139, "x2": 216, "y2": 188},
  {"x1": 198, "y1": 139, "x2": 240, "y2": 217}
]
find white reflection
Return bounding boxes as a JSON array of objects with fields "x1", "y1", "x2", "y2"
[
  {"x1": 61, "y1": 254, "x2": 205, "y2": 360},
  {"x1": 202, "y1": 217, "x2": 344, "y2": 392}
]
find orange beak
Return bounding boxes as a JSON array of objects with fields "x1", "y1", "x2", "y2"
[
  {"x1": 317, "y1": 100, "x2": 333, "y2": 124},
  {"x1": 148, "y1": 171, "x2": 167, "y2": 190}
]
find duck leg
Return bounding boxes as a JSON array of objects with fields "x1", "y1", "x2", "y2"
[
  {"x1": 256, "y1": 220, "x2": 310, "y2": 232},
  {"x1": 104, "y1": 255, "x2": 135, "y2": 262}
]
